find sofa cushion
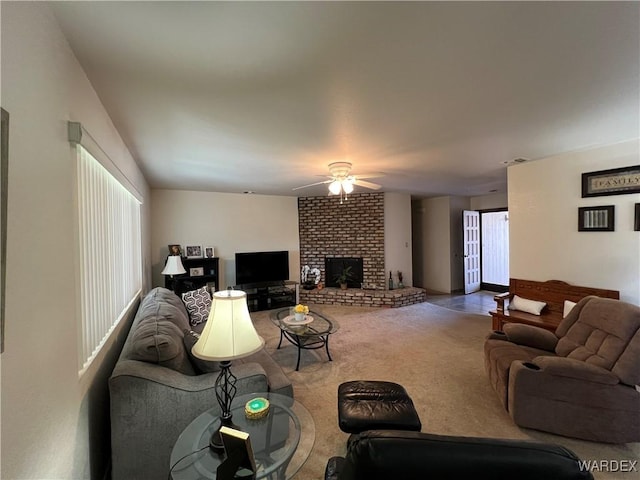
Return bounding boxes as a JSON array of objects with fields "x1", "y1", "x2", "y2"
[
  {"x1": 182, "y1": 286, "x2": 211, "y2": 326},
  {"x1": 502, "y1": 323, "x2": 558, "y2": 352},
  {"x1": 484, "y1": 338, "x2": 554, "y2": 409},
  {"x1": 129, "y1": 319, "x2": 195, "y2": 375},
  {"x1": 136, "y1": 299, "x2": 191, "y2": 332},
  {"x1": 183, "y1": 329, "x2": 220, "y2": 373},
  {"x1": 556, "y1": 297, "x2": 640, "y2": 385}
]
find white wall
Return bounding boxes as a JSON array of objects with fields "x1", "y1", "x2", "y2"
[
  {"x1": 414, "y1": 197, "x2": 452, "y2": 293},
  {"x1": 412, "y1": 196, "x2": 472, "y2": 293},
  {"x1": 151, "y1": 190, "x2": 300, "y2": 289},
  {"x1": 384, "y1": 193, "x2": 413, "y2": 286},
  {"x1": 509, "y1": 139, "x2": 640, "y2": 303},
  {"x1": 1, "y1": 3, "x2": 150, "y2": 478},
  {"x1": 470, "y1": 192, "x2": 508, "y2": 211}
]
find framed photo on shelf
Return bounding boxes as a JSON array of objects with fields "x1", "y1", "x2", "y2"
[
  {"x1": 582, "y1": 165, "x2": 640, "y2": 198},
  {"x1": 185, "y1": 245, "x2": 203, "y2": 258},
  {"x1": 189, "y1": 267, "x2": 204, "y2": 277},
  {"x1": 168, "y1": 244, "x2": 182, "y2": 256},
  {"x1": 578, "y1": 205, "x2": 615, "y2": 232},
  {"x1": 205, "y1": 246, "x2": 215, "y2": 258}
]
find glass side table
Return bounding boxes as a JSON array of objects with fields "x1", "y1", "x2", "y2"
[{"x1": 170, "y1": 392, "x2": 315, "y2": 480}]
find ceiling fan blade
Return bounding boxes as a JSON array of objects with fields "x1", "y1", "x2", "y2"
[
  {"x1": 352, "y1": 173, "x2": 384, "y2": 180},
  {"x1": 353, "y1": 179, "x2": 382, "y2": 190},
  {"x1": 292, "y1": 179, "x2": 332, "y2": 190}
]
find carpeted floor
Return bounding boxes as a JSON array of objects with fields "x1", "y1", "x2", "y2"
[{"x1": 250, "y1": 302, "x2": 639, "y2": 480}]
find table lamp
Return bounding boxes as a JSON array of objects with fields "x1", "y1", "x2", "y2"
[
  {"x1": 161, "y1": 255, "x2": 186, "y2": 276},
  {"x1": 191, "y1": 289, "x2": 265, "y2": 451},
  {"x1": 161, "y1": 256, "x2": 186, "y2": 291}
]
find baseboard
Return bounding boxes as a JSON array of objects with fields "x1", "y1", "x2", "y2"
[{"x1": 481, "y1": 283, "x2": 508, "y2": 293}]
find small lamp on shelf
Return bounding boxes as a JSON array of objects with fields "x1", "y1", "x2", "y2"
[
  {"x1": 191, "y1": 289, "x2": 265, "y2": 451},
  {"x1": 161, "y1": 255, "x2": 186, "y2": 291},
  {"x1": 162, "y1": 255, "x2": 186, "y2": 276}
]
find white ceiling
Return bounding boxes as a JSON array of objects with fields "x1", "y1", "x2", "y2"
[{"x1": 50, "y1": 1, "x2": 639, "y2": 198}]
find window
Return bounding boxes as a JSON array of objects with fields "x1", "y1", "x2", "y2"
[{"x1": 76, "y1": 145, "x2": 142, "y2": 374}]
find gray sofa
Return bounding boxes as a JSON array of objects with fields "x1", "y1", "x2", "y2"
[{"x1": 109, "y1": 287, "x2": 292, "y2": 480}]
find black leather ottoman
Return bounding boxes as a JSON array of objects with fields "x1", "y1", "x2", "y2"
[{"x1": 338, "y1": 380, "x2": 422, "y2": 434}]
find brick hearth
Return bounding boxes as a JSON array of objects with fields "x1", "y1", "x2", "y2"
[{"x1": 300, "y1": 286, "x2": 426, "y2": 308}]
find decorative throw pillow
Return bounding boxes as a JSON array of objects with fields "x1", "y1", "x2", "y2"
[
  {"x1": 183, "y1": 329, "x2": 220, "y2": 373},
  {"x1": 509, "y1": 294, "x2": 546, "y2": 316},
  {"x1": 563, "y1": 300, "x2": 577, "y2": 318},
  {"x1": 182, "y1": 286, "x2": 211, "y2": 326}
]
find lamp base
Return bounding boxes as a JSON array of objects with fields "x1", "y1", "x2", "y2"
[
  {"x1": 210, "y1": 360, "x2": 239, "y2": 452},
  {"x1": 210, "y1": 417, "x2": 240, "y2": 452}
]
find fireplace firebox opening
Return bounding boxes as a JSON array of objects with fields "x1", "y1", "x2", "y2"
[{"x1": 325, "y1": 257, "x2": 364, "y2": 288}]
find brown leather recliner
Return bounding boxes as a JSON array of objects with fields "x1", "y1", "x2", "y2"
[{"x1": 484, "y1": 296, "x2": 640, "y2": 443}]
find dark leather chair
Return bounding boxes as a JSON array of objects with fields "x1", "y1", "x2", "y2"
[{"x1": 325, "y1": 430, "x2": 594, "y2": 480}]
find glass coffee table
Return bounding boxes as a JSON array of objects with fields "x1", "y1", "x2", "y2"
[
  {"x1": 270, "y1": 308, "x2": 339, "y2": 371},
  {"x1": 170, "y1": 392, "x2": 315, "y2": 480}
]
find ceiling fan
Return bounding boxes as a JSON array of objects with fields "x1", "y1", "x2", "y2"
[{"x1": 293, "y1": 162, "x2": 382, "y2": 200}]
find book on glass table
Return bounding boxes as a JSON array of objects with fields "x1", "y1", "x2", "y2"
[{"x1": 217, "y1": 426, "x2": 257, "y2": 480}]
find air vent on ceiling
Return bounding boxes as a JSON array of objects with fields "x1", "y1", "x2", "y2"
[{"x1": 502, "y1": 157, "x2": 528, "y2": 165}]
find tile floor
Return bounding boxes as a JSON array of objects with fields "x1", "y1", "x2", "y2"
[{"x1": 424, "y1": 290, "x2": 498, "y2": 316}]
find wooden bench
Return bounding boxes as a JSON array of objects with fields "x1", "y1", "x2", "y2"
[{"x1": 490, "y1": 278, "x2": 620, "y2": 332}]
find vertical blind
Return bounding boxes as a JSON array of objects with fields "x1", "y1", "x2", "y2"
[{"x1": 77, "y1": 145, "x2": 142, "y2": 374}]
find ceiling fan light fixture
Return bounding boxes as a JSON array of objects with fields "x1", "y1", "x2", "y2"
[
  {"x1": 329, "y1": 180, "x2": 342, "y2": 195},
  {"x1": 342, "y1": 180, "x2": 354, "y2": 194}
]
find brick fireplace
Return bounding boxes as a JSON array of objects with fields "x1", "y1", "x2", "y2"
[{"x1": 297, "y1": 193, "x2": 425, "y2": 307}]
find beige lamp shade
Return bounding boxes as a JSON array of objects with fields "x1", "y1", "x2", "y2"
[
  {"x1": 161, "y1": 255, "x2": 186, "y2": 275},
  {"x1": 192, "y1": 290, "x2": 265, "y2": 362}
]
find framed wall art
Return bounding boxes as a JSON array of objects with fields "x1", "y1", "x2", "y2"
[
  {"x1": 635, "y1": 204, "x2": 640, "y2": 232},
  {"x1": 189, "y1": 267, "x2": 204, "y2": 277},
  {"x1": 582, "y1": 165, "x2": 640, "y2": 198},
  {"x1": 578, "y1": 205, "x2": 615, "y2": 232}
]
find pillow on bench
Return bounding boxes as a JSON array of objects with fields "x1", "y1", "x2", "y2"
[
  {"x1": 563, "y1": 300, "x2": 577, "y2": 318},
  {"x1": 509, "y1": 295, "x2": 546, "y2": 316}
]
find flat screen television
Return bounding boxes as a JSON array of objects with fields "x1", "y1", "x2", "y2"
[{"x1": 235, "y1": 250, "x2": 289, "y2": 285}]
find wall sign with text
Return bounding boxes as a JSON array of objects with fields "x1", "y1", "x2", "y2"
[{"x1": 582, "y1": 165, "x2": 640, "y2": 198}]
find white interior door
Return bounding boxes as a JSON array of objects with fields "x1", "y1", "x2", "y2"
[{"x1": 463, "y1": 210, "x2": 480, "y2": 294}]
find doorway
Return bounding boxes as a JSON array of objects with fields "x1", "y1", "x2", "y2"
[{"x1": 480, "y1": 209, "x2": 509, "y2": 292}]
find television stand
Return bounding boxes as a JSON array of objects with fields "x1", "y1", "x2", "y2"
[{"x1": 235, "y1": 281, "x2": 299, "y2": 312}]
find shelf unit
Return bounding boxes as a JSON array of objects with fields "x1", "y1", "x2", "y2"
[
  {"x1": 165, "y1": 257, "x2": 219, "y2": 296},
  {"x1": 236, "y1": 281, "x2": 298, "y2": 312}
]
